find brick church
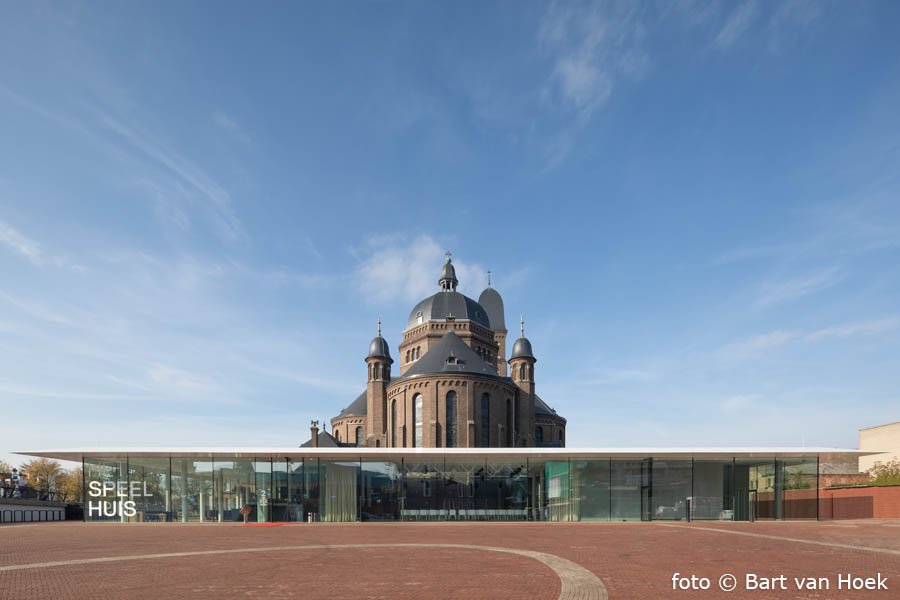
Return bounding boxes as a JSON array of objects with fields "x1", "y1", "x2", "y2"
[{"x1": 315, "y1": 254, "x2": 566, "y2": 449}]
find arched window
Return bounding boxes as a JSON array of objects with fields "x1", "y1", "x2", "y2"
[
  {"x1": 481, "y1": 393, "x2": 490, "y2": 447},
  {"x1": 335, "y1": 429, "x2": 341, "y2": 442},
  {"x1": 559, "y1": 430, "x2": 563, "y2": 444},
  {"x1": 506, "y1": 398, "x2": 513, "y2": 446},
  {"x1": 406, "y1": 350, "x2": 410, "y2": 363},
  {"x1": 391, "y1": 399, "x2": 398, "y2": 448},
  {"x1": 356, "y1": 426, "x2": 364, "y2": 447},
  {"x1": 446, "y1": 391, "x2": 457, "y2": 448},
  {"x1": 413, "y1": 394, "x2": 423, "y2": 448},
  {"x1": 385, "y1": 365, "x2": 390, "y2": 379},
  {"x1": 519, "y1": 364, "x2": 526, "y2": 380},
  {"x1": 535, "y1": 426, "x2": 543, "y2": 446},
  {"x1": 529, "y1": 365, "x2": 534, "y2": 380}
]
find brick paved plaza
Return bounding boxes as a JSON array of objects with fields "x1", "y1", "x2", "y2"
[{"x1": 1, "y1": 521, "x2": 899, "y2": 599}]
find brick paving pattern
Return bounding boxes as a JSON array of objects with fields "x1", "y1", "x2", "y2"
[{"x1": 1, "y1": 521, "x2": 898, "y2": 599}]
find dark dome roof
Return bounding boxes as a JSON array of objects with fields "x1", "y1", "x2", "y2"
[
  {"x1": 478, "y1": 287, "x2": 505, "y2": 331},
  {"x1": 510, "y1": 336, "x2": 534, "y2": 360},
  {"x1": 407, "y1": 291, "x2": 491, "y2": 329},
  {"x1": 367, "y1": 335, "x2": 391, "y2": 359}
]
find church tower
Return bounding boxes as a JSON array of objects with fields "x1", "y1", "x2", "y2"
[
  {"x1": 364, "y1": 320, "x2": 391, "y2": 447},
  {"x1": 508, "y1": 317, "x2": 536, "y2": 447},
  {"x1": 479, "y1": 272, "x2": 507, "y2": 376}
]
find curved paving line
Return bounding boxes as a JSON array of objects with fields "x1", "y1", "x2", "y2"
[
  {"x1": 0, "y1": 543, "x2": 608, "y2": 600},
  {"x1": 657, "y1": 524, "x2": 900, "y2": 556}
]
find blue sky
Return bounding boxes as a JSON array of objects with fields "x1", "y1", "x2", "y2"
[{"x1": 2, "y1": 1, "x2": 899, "y2": 466}]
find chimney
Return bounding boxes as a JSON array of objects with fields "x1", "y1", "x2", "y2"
[{"x1": 310, "y1": 420, "x2": 319, "y2": 448}]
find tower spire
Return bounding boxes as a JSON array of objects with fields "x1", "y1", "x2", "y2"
[
  {"x1": 438, "y1": 252, "x2": 459, "y2": 291},
  {"x1": 377, "y1": 316, "x2": 382, "y2": 336},
  {"x1": 520, "y1": 315, "x2": 524, "y2": 336},
  {"x1": 487, "y1": 270, "x2": 492, "y2": 287}
]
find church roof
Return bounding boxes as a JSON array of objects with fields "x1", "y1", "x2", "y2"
[
  {"x1": 407, "y1": 291, "x2": 491, "y2": 329},
  {"x1": 338, "y1": 391, "x2": 367, "y2": 417},
  {"x1": 534, "y1": 394, "x2": 561, "y2": 418},
  {"x1": 300, "y1": 430, "x2": 341, "y2": 448},
  {"x1": 398, "y1": 331, "x2": 501, "y2": 380}
]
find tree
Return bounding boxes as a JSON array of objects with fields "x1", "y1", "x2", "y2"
[
  {"x1": 868, "y1": 458, "x2": 900, "y2": 486},
  {"x1": 0, "y1": 459, "x2": 12, "y2": 478},
  {"x1": 19, "y1": 458, "x2": 63, "y2": 490},
  {"x1": 56, "y1": 467, "x2": 84, "y2": 502}
]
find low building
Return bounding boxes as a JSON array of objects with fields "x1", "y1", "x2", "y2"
[
  {"x1": 16, "y1": 447, "x2": 870, "y2": 523},
  {"x1": 859, "y1": 420, "x2": 900, "y2": 473}
]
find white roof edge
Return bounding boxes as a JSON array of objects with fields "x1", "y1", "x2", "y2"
[{"x1": 15, "y1": 446, "x2": 876, "y2": 461}]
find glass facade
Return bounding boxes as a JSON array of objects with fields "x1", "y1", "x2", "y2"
[{"x1": 81, "y1": 453, "x2": 824, "y2": 523}]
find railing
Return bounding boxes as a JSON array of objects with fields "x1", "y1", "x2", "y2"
[
  {"x1": 0, "y1": 484, "x2": 67, "y2": 502},
  {"x1": 0, "y1": 508, "x2": 65, "y2": 523}
]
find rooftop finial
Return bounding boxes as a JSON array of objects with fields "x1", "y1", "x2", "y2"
[
  {"x1": 445, "y1": 250, "x2": 452, "y2": 263},
  {"x1": 377, "y1": 316, "x2": 382, "y2": 336},
  {"x1": 487, "y1": 269, "x2": 492, "y2": 287},
  {"x1": 439, "y1": 252, "x2": 458, "y2": 291},
  {"x1": 520, "y1": 315, "x2": 525, "y2": 336}
]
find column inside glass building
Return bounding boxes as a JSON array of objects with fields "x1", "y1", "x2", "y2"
[{"x1": 82, "y1": 453, "x2": 822, "y2": 523}]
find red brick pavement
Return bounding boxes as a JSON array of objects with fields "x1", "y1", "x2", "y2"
[{"x1": 1, "y1": 521, "x2": 899, "y2": 600}]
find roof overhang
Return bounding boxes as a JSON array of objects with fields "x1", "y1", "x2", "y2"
[{"x1": 15, "y1": 446, "x2": 877, "y2": 462}]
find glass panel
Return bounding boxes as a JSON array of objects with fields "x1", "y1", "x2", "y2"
[
  {"x1": 402, "y1": 459, "x2": 445, "y2": 520},
  {"x1": 742, "y1": 458, "x2": 777, "y2": 520},
  {"x1": 480, "y1": 394, "x2": 490, "y2": 447},
  {"x1": 83, "y1": 456, "x2": 128, "y2": 522},
  {"x1": 443, "y1": 458, "x2": 484, "y2": 520},
  {"x1": 544, "y1": 460, "x2": 572, "y2": 521},
  {"x1": 254, "y1": 459, "x2": 272, "y2": 523},
  {"x1": 780, "y1": 456, "x2": 818, "y2": 519},
  {"x1": 610, "y1": 460, "x2": 642, "y2": 521},
  {"x1": 414, "y1": 395, "x2": 423, "y2": 448},
  {"x1": 360, "y1": 461, "x2": 401, "y2": 520},
  {"x1": 214, "y1": 459, "x2": 256, "y2": 522},
  {"x1": 171, "y1": 458, "x2": 214, "y2": 523},
  {"x1": 651, "y1": 460, "x2": 691, "y2": 521},
  {"x1": 446, "y1": 391, "x2": 457, "y2": 448},
  {"x1": 320, "y1": 460, "x2": 359, "y2": 522},
  {"x1": 693, "y1": 460, "x2": 734, "y2": 520},
  {"x1": 292, "y1": 458, "x2": 320, "y2": 522},
  {"x1": 127, "y1": 457, "x2": 171, "y2": 522},
  {"x1": 485, "y1": 459, "x2": 529, "y2": 520},
  {"x1": 571, "y1": 459, "x2": 610, "y2": 522},
  {"x1": 271, "y1": 459, "x2": 293, "y2": 522}
]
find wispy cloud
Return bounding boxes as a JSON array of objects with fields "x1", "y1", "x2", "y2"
[
  {"x1": 715, "y1": 0, "x2": 759, "y2": 49},
  {"x1": 720, "y1": 329, "x2": 798, "y2": 357},
  {"x1": 720, "y1": 394, "x2": 759, "y2": 413},
  {"x1": 353, "y1": 233, "x2": 488, "y2": 304},
  {"x1": 0, "y1": 219, "x2": 82, "y2": 271},
  {"x1": 537, "y1": 1, "x2": 649, "y2": 167},
  {"x1": 0, "y1": 220, "x2": 43, "y2": 265},
  {"x1": 99, "y1": 114, "x2": 244, "y2": 242},
  {"x1": 755, "y1": 267, "x2": 844, "y2": 308},
  {"x1": 805, "y1": 316, "x2": 900, "y2": 342}
]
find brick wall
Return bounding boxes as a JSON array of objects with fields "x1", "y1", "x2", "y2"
[{"x1": 818, "y1": 485, "x2": 900, "y2": 519}]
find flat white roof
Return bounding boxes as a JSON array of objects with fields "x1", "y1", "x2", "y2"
[{"x1": 16, "y1": 446, "x2": 875, "y2": 461}]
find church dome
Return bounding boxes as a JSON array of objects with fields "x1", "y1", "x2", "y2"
[
  {"x1": 478, "y1": 286, "x2": 505, "y2": 331},
  {"x1": 407, "y1": 253, "x2": 491, "y2": 329},
  {"x1": 407, "y1": 292, "x2": 491, "y2": 329},
  {"x1": 510, "y1": 336, "x2": 534, "y2": 360},
  {"x1": 367, "y1": 335, "x2": 391, "y2": 359}
]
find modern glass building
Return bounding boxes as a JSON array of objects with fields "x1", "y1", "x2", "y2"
[{"x1": 20, "y1": 447, "x2": 866, "y2": 523}]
